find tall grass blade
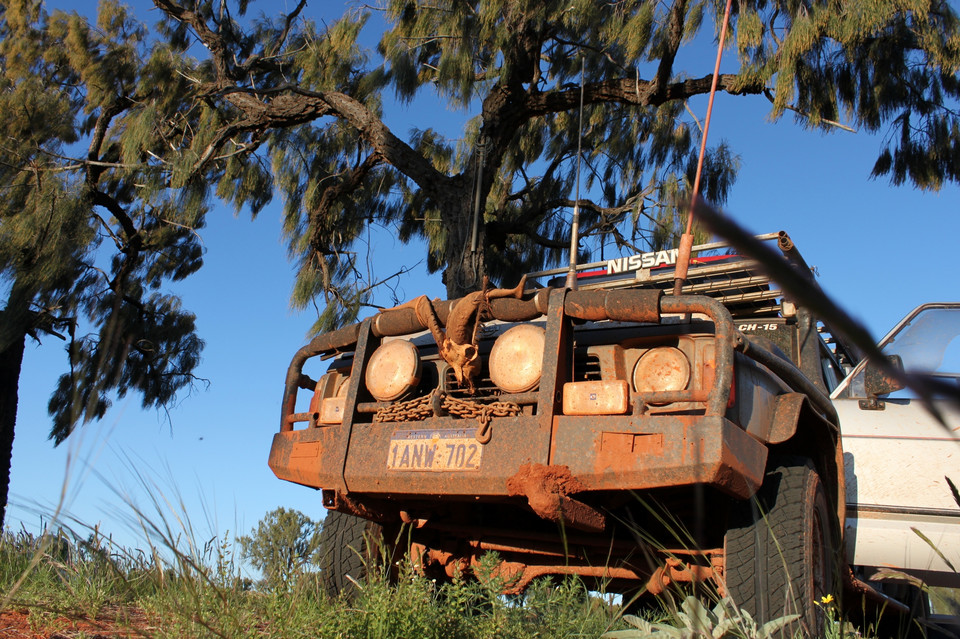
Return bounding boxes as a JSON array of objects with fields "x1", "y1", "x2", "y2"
[
  {"x1": 946, "y1": 476, "x2": 960, "y2": 509},
  {"x1": 910, "y1": 526, "x2": 957, "y2": 572}
]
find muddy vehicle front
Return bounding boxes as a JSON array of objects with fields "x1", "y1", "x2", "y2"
[{"x1": 270, "y1": 232, "x2": 854, "y2": 633}]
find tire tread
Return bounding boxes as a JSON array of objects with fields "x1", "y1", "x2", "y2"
[
  {"x1": 725, "y1": 456, "x2": 837, "y2": 637},
  {"x1": 318, "y1": 510, "x2": 381, "y2": 599}
]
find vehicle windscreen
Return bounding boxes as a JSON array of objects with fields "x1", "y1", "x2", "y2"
[
  {"x1": 883, "y1": 307, "x2": 960, "y2": 376},
  {"x1": 836, "y1": 305, "x2": 960, "y2": 399}
]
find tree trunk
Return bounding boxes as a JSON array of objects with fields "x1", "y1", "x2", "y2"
[
  {"x1": 441, "y1": 187, "x2": 489, "y2": 300},
  {"x1": 0, "y1": 327, "x2": 26, "y2": 530}
]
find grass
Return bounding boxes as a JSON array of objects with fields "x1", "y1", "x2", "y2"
[
  {"x1": 1, "y1": 455, "x2": 635, "y2": 638},
  {"x1": 0, "y1": 523, "x2": 629, "y2": 639},
  {"x1": 3, "y1": 521, "x2": 913, "y2": 639},
  {"x1": 6, "y1": 518, "x2": 957, "y2": 638},
  {"x1": 3, "y1": 476, "x2": 954, "y2": 639}
]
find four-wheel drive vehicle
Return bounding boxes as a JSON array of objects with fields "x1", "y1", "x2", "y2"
[{"x1": 269, "y1": 231, "x2": 958, "y2": 634}]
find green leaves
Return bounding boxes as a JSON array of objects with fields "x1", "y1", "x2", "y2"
[
  {"x1": 237, "y1": 507, "x2": 323, "y2": 590},
  {"x1": 130, "y1": 0, "x2": 960, "y2": 332},
  {"x1": 602, "y1": 596, "x2": 800, "y2": 639},
  {"x1": 737, "y1": 0, "x2": 960, "y2": 191},
  {"x1": 0, "y1": 1, "x2": 213, "y2": 447}
]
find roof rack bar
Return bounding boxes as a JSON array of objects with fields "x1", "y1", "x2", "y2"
[
  {"x1": 526, "y1": 232, "x2": 782, "y2": 279},
  {"x1": 687, "y1": 232, "x2": 780, "y2": 254},
  {"x1": 576, "y1": 260, "x2": 765, "y2": 291},
  {"x1": 713, "y1": 289, "x2": 783, "y2": 305},
  {"x1": 682, "y1": 275, "x2": 772, "y2": 294}
]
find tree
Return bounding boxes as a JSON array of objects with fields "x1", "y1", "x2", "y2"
[
  {"x1": 237, "y1": 507, "x2": 323, "y2": 589},
  {"x1": 0, "y1": 1, "x2": 223, "y2": 526},
  {"x1": 141, "y1": 0, "x2": 959, "y2": 331}
]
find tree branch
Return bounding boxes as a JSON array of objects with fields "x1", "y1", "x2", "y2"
[
  {"x1": 542, "y1": 197, "x2": 637, "y2": 218},
  {"x1": 186, "y1": 84, "x2": 450, "y2": 197},
  {"x1": 654, "y1": 0, "x2": 687, "y2": 100},
  {"x1": 548, "y1": 36, "x2": 625, "y2": 71},
  {"x1": 86, "y1": 96, "x2": 135, "y2": 184},
  {"x1": 153, "y1": 0, "x2": 237, "y2": 82},
  {"x1": 238, "y1": 0, "x2": 309, "y2": 73},
  {"x1": 91, "y1": 190, "x2": 144, "y2": 255},
  {"x1": 308, "y1": 152, "x2": 383, "y2": 254},
  {"x1": 525, "y1": 74, "x2": 764, "y2": 116},
  {"x1": 269, "y1": 0, "x2": 307, "y2": 58},
  {"x1": 155, "y1": 1, "x2": 451, "y2": 198}
]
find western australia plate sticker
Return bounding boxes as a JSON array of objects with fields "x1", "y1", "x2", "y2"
[{"x1": 387, "y1": 428, "x2": 482, "y2": 471}]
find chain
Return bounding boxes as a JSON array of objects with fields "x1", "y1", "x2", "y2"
[
  {"x1": 373, "y1": 394, "x2": 434, "y2": 423},
  {"x1": 442, "y1": 394, "x2": 521, "y2": 420},
  {"x1": 374, "y1": 390, "x2": 521, "y2": 440}
]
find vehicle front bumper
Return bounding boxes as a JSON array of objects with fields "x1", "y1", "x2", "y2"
[{"x1": 268, "y1": 413, "x2": 767, "y2": 503}]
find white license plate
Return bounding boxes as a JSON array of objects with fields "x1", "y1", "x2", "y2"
[{"x1": 387, "y1": 429, "x2": 482, "y2": 471}]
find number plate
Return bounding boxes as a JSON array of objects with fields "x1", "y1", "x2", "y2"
[{"x1": 387, "y1": 429, "x2": 482, "y2": 471}]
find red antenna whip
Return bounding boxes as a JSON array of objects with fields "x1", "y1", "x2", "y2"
[{"x1": 672, "y1": 0, "x2": 734, "y2": 297}]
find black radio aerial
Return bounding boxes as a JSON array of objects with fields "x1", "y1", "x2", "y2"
[{"x1": 564, "y1": 56, "x2": 586, "y2": 291}]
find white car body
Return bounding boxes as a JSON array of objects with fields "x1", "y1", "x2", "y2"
[{"x1": 832, "y1": 303, "x2": 960, "y2": 587}]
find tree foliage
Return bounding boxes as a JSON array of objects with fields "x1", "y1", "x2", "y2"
[
  {"x1": 0, "y1": 0, "x2": 213, "y2": 525},
  {"x1": 237, "y1": 507, "x2": 323, "y2": 589},
  {"x1": 0, "y1": 0, "x2": 214, "y2": 441},
  {"x1": 135, "y1": 0, "x2": 959, "y2": 331}
]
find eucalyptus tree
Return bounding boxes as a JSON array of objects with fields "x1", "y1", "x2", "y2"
[{"x1": 238, "y1": 507, "x2": 323, "y2": 589}]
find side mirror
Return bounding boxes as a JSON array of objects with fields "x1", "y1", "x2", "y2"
[{"x1": 864, "y1": 354, "x2": 906, "y2": 397}]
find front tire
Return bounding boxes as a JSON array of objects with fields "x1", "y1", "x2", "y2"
[
  {"x1": 317, "y1": 510, "x2": 384, "y2": 600},
  {"x1": 724, "y1": 457, "x2": 840, "y2": 638}
]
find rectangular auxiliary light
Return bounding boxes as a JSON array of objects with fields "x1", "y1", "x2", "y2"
[
  {"x1": 318, "y1": 397, "x2": 346, "y2": 424},
  {"x1": 562, "y1": 380, "x2": 629, "y2": 416}
]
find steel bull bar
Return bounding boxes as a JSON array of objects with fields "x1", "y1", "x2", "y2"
[{"x1": 271, "y1": 288, "x2": 767, "y2": 530}]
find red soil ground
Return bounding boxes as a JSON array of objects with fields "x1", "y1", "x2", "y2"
[{"x1": 0, "y1": 607, "x2": 150, "y2": 638}]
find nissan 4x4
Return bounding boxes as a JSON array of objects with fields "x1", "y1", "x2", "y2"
[{"x1": 269, "y1": 232, "x2": 959, "y2": 636}]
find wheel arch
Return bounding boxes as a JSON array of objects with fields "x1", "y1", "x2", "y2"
[{"x1": 767, "y1": 394, "x2": 845, "y2": 534}]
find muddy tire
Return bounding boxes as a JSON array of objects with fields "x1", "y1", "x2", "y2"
[
  {"x1": 724, "y1": 457, "x2": 839, "y2": 638},
  {"x1": 318, "y1": 510, "x2": 383, "y2": 600}
]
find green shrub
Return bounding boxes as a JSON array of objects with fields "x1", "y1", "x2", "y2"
[{"x1": 238, "y1": 507, "x2": 322, "y2": 591}]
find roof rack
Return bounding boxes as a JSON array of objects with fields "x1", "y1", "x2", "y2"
[{"x1": 525, "y1": 232, "x2": 860, "y2": 366}]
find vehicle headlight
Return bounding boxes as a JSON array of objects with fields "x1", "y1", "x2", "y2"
[
  {"x1": 489, "y1": 324, "x2": 545, "y2": 393},
  {"x1": 365, "y1": 340, "x2": 421, "y2": 401},
  {"x1": 632, "y1": 346, "x2": 691, "y2": 393}
]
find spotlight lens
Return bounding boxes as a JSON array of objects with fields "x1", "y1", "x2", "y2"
[
  {"x1": 490, "y1": 325, "x2": 545, "y2": 393},
  {"x1": 633, "y1": 347, "x2": 690, "y2": 393},
  {"x1": 366, "y1": 340, "x2": 421, "y2": 401}
]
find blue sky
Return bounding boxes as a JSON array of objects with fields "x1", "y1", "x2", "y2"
[{"x1": 6, "y1": 1, "x2": 960, "y2": 557}]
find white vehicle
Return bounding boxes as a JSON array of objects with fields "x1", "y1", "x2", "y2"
[{"x1": 833, "y1": 303, "x2": 960, "y2": 630}]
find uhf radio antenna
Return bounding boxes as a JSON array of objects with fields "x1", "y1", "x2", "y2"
[
  {"x1": 672, "y1": 0, "x2": 734, "y2": 297},
  {"x1": 564, "y1": 56, "x2": 586, "y2": 290}
]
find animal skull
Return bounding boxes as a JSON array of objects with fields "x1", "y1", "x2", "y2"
[{"x1": 395, "y1": 276, "x2": 526, "y2": 394}]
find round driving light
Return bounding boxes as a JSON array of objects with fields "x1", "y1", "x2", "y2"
[
  {"x1": 632, "y1": 346, "x2": 690, "y2": 393},
  {"x1": 490, "y1": 324, "x2": 545, "y2": 393},
  {"x1": 365, "y1": 340, "x2": 421, "y2": 401}
]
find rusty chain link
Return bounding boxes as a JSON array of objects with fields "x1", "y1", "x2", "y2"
[
  {"x1": 372, "y1": 394, "x2": 434, "y2": 423},
  {"x1": 374, "y1": 390, "x2": 521, "y2": 443}
]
